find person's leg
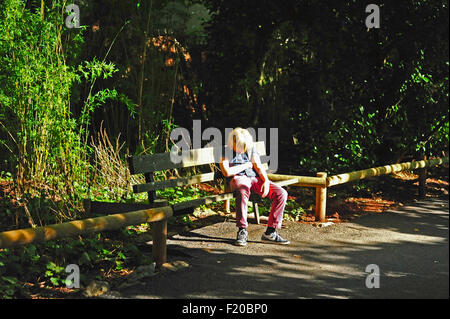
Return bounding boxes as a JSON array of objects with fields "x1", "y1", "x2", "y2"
[
  {"x1": 266, "y1": 183, "x2": 288, "y2": 230},
  {"x1": 230, "y1": 175, "x2": 252, "y2": 230},
  {"x1": 250, "y1": 178, "x2": 288, "y2": 229},
  {"x1": 251, "y1": 178, "x2": 290, "y2": 244}
]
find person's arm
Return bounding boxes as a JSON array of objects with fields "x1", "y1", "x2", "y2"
[
  {"x1": 219, "y1": 158, "x2": 252, "y2": 177},
  {"x1": 251, "y1": 151, "x2": 270, "y2": 197}
]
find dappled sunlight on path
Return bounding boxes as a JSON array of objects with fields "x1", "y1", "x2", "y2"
[{"x1": 116, "y1": 198, "x2": 448, "y2": 299}]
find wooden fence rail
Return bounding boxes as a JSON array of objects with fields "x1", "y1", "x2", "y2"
[
  {"x1": 0, "y1": 206, "x2": 173, "y2": 259},
  {"x1": 270, "y1": 157, "x2": 448, "y2": 222},
  {"x1": 317, "y1": 157, "x2": 448, "y2": 222},
  {"x1": 326, "y1": 157, "x2": 448, "y2": 187},
  {"x1": 0, "y1": 157, "x2": 447, "y2": 261}
]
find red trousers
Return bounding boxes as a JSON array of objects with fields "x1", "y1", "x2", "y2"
[{"x1": 230, "y1": 175, "x2": 288, "y2": 229}]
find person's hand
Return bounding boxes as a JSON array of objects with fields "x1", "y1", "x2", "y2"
[{"x1": 260, "y1": 180, "x2": 270, "y2": 198}]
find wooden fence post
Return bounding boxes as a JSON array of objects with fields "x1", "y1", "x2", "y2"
[
  {"x1": 148, "y1": 199, "x2": 169, "y2": 270},
  {"x1": 315, "y1": 172, "x2": 328, "y2": 222},
  {"x1": 418, "y1": 155, "x2": 427, "y2": 199},
  {"x1": 224, "y1": 199, "x2": 230, "y2": 213},
  {"x1": 152, "y1": 219, "x2": 167, "y2": 270}
]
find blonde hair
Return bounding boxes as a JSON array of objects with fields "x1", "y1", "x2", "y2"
[{"x1": 227, "y1": 128, "x2": 254, "y2": 153}]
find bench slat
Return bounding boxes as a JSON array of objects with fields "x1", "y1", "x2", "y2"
[
  {"x1": 172, "y1": 192, "x2": 235, "y2": 211},
  {"x1": 128, "y1": 149, "x2": 212, "y2": 174},
  {"x1": 83, "y1": 199, "x2": 169, "y2": 215},
  {"x1": 253, "y1": 141, "x2": 267, "y2": 156},
  {"x1": 273, "y1": 178, "x2": 298, "y2": 187},
  {"x1": 133, "y1": 172, "x2": 217, "y2": 193},
  {"x1": 128, "y1": 141, "x2": 267, "y2": 174},
  {"x1": 133, "y1": 162, "x2": 268, "y2": 195},
  {"x1": 169, "y1": 178, "x2": 294, "y2": 210}
]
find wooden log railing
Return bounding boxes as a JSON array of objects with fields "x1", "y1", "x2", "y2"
[
  {"x1": 325, "y1": 157, "x2": 448, "y2": 187},
  {"x1": 269, "y1": 157, "x2": 448, "y2": 222},
  {"x1": 0, "y1": 157, "x2": 447, "y2": 260},
  {"x1": 0, "y1": 206, "x2": 173, "y2": 268}
]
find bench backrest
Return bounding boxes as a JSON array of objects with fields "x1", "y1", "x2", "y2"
[{"x1": 127, "y1": 141, "x2": 269, "y2": 203}]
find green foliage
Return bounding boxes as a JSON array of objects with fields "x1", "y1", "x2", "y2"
[
  {"x1": 69, "y1": 0, "x2": 212, "y2": 154},
  {"x1": 0, "y1": 0, "x2": 83, "y2": 191},
  {"x1": 0, "y1": 231, "x2": 152, "y2": 298},
  {"x1": 0, "y1": 0, "x2": 136, "y2": 223},
  {"x1": 284, "y1": 199, "x2": 307, "y2": 221},
  {"x1": 44, "y1": 261, "x2": 66, "y2": 286},
  {"x1": 157, "y1": 183, "x2": 210, "y2": 204},
  {"x1": 0, "y1": 275, "x2": 24, "y2": 299},
  {"x1": 200, "y1": 0, "x2": 448, "y2": 173}
]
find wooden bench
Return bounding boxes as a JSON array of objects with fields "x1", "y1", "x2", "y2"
[{"x1": 86, "y1": 141, "x2": 299, "y2": 268}]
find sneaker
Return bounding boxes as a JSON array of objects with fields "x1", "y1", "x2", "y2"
[
  {"x1": 235, "y1": 228, "x2": 248, "y2": 246},
  {"x1": 261, "y1": 231, "x2": 290, "y2": 245}
]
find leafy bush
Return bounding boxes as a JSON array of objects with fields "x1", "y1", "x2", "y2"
[{"x1": 0, "y1": 231, "x2": 152, "y2": 298}]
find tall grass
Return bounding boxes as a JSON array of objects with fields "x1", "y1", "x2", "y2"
[{"x1": 90, "y1": 123, "x2": 144, "y2": 202}]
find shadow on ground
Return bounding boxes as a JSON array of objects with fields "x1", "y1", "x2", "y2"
[{"x1": 116, "y1": 198, "x2": 448, "y2": 299}]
